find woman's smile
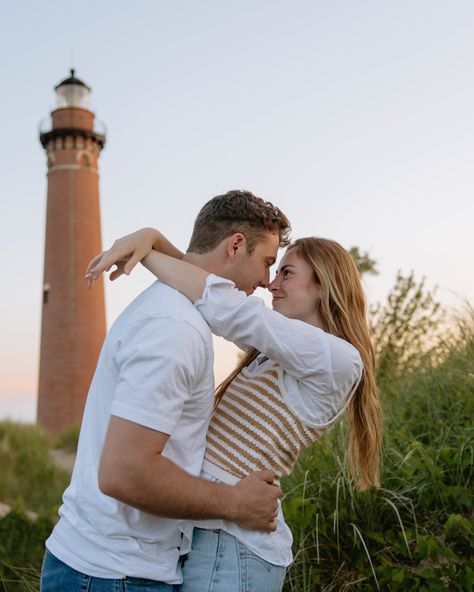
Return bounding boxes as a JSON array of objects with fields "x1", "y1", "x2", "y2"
[{"x1": 268, "y1": 249, "x2": 321, "y2": 327}]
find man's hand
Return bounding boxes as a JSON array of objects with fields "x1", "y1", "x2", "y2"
[{"x1": 231, "y1": 470, "x2": 282, "y2": 532}]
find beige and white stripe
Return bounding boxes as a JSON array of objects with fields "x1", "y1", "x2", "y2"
[{"x1": 203, "y1": 365, "x2": 320, "y2": 482}]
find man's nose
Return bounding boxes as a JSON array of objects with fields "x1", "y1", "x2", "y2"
[{"x1": 259, "y1": 268, "x2": 270, "y2": 289}]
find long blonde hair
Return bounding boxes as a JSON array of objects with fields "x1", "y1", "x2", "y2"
[{"x1": 215, "y1": 237, "x2": 382, "y2": 490}]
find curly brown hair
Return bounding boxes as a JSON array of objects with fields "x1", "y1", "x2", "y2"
[{"x1": 187, "y1": 190, "x2": 291, "y2": 254}]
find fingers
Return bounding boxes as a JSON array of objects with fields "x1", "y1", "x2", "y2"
[
  {"x1": 256, "y1": 471, "x2": 282, "y2": 499},
  {"x1": 87, "y1": 250, "x2": 139, "y2": 281},
  {"x1": 239, "y1": 516, "x2": 278, "y2": 532},
  {"x1": 123, "y1": 253, "x2": 142, "y2": 275},
  {"x1": 258, "y1": 518, "x2": 278, "y2": 533},
  {"x1": 89, "y1": 251, "x2": 117, "y2": 277},
  {"x1": 236, "y1": 495, "x2": 279, "y2": 532},
  {"x1": 109, "y1": 268, "x2": 126, "y2": 282},
  {"x1": 86, "y1": 251, "x2": 135, "y2": 290},
  {"x1": 86, "y1": 253, "x2": 105, "y2": 276},
  {"x1": 262, "y1": 502, "x2": 279, "y2": 532},
  {"x1": 234, "y1": 470, "x2": 282, "y2": 532},
  {"x1": 85, "y1": 253, "x2": 109, "y2": 288},
  {"x1": 256, "y1": 469, "x2": 277, "y2": 485}
]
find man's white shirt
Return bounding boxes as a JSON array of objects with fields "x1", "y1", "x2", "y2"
[{"x1": 46, "y1": 281, "x2": 215, "y2": 584}]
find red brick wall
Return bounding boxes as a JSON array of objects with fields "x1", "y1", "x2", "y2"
[
  {"x1": 37, "y1": 109, "x2": 106, "y2": 434},
  {"x1": 51, "y1": 107, "x2": 94, "y2": 131}
]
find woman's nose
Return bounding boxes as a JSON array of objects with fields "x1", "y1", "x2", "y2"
[{"x1": 268, "y1": 276, "x2": 278, "y2": 291}]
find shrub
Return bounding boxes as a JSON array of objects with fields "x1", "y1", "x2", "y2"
[
  {"x1": 53, "y1": 424, "x2": 80, "y2": 453},
  {"x1": 0, "y1": 423, "x2": 70, "y2": 591},
  {"x1": 0, "y1": 422, "x2": 69, "y2": 516},
  {"x1": 282, "y1": 297, "x2": 473, "y2": 591},
  {"x1": 0, "y1": 511, "x2": 51, "y2": 592}
]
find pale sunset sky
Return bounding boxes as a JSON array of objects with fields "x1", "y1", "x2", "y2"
[{"x1": 0, "y1": 1, "x2": 473, "y2": 422}]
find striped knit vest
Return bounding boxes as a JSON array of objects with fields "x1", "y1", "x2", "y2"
[{"x1": 202, "y1": 363, "x2": 320, "y2": 484}]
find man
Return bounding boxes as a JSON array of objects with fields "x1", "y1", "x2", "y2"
[{"x1": 41, "y1": 190, "x2": 291, "y2": 591}]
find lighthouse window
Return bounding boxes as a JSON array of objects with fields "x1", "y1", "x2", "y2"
[
  {"x1": 78, "y1": 153, "x2": 91, "y2": 167},
  {"x1": 43, "y1": 283, "x2": 50, "y2": 305}
]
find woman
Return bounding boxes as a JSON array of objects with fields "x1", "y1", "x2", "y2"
[{"x1": 87, "y1": 230, "x2": 382, "y2": 592}]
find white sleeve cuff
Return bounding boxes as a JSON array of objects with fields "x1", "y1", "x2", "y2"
[{"x1": 194, "y1": 274, "x2": 235, "y2": 308}]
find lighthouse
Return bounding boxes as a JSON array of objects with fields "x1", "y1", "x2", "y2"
[{"x1": 37, "y1": 70, "x2": 106, "y2": 434}]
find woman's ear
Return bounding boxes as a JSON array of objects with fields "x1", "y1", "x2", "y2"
[{"x1": 226, "y1": 233, "x2": 246, "y2": 261}]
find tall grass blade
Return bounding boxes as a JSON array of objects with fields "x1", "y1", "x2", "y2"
[
  {"x1": 382, "y1": 496, "x2": 412, "y2": 557},
  {"x1": 350, "y1": 523, "x2": 380, "y2": 590}
]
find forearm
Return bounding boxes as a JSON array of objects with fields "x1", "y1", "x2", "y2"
[
  {"x1": 149, "y1": 228, "x2": 185, "y2": 260},
  {"x1": 142, "y1": 251, "x2": 209, "y2": 303},
  {"x1": 100, "y1": 451, "x2": 237, "y2": 521}
]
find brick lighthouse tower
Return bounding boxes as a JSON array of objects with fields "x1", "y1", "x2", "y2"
[{"x1": 37, "y1": 70, "x2": 106, "y2": 434}]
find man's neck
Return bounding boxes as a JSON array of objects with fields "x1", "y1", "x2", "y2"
[{"x1": 182, "y1": 252, "x2": 226, "y2": 277}]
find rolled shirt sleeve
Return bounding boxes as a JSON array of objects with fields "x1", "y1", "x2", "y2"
[{"x1": 111, "y1": 316, "x2": 207, "y2": 435}]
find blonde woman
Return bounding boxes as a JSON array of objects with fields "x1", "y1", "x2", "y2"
[{"x1": 87, "y1": 231, "x2": 382, "y2": 592}]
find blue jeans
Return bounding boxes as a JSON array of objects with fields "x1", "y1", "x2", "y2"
[
  {"x1": 177, "y1": 528, "x2": 286, "y2": 592},
  {"x1": 40, "y1": 550, "x2": 175, "y2": 592}
]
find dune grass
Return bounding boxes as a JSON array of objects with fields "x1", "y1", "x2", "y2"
[
  {"x1": 0, "y1": 422, "x2": 70, "y2": 516},
  {"x1": 282, "y1": 312, "x2": 474, "y2": 591},
  {"x1": 0, "y1": 423, "x2": 70, "y2": 592}
]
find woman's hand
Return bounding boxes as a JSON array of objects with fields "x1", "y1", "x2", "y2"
[{"x1": 85, "y1": 227, "x2": 184, "y2": 288}]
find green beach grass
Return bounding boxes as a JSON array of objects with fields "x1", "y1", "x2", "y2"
[{"x1": 281, "y1": 295, "x2": 473, "y2": 591}]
